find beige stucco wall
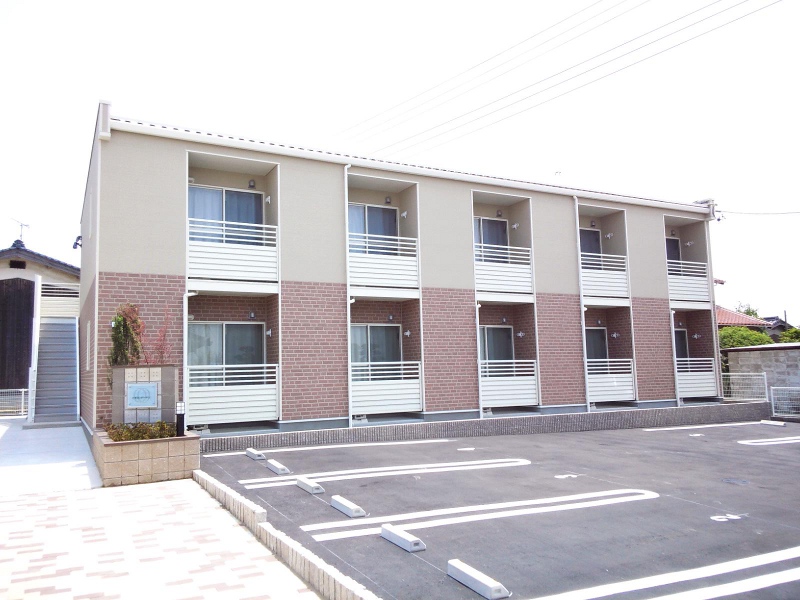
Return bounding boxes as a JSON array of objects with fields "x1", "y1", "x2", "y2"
[{"x1": 531, "y1": 192, "x2": 579, "y2": 295}]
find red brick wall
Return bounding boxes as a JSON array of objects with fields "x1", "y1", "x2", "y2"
[
  {"x1": 633, "y1": 298, "x2": 676, "y2": 400},
  {"x1": 536, "y1": 293, "x2": 586, "y2": 405},
  {"x1": 79, "y1": 278, "x2": 96, "y2": 427},
  {"x1": 188, "y1": 295, "x2": 279, "y2": 363},
  {"x1": 401, "y1": 300, "x2": 421, "y2": 362},
  {"x1": 96, "y1": 272, "x2": 184, "y2": 427},
  {"x1": 606, "y1": 307, "x2": 633, "y2": 360},
  {"x1": 512, "y1": 304, "x2": 537, "y2": 361},
  {"x1": 350, "y1": 300, "x2": 401, "y2": 325},
  {"x1": 421, "y1": 288, "x2": 479, "y2": 412},
  {"x1": 479, "y1": 305, "x2": 513, "y2": 327},
  {"x1": 281, "y1": 281, "x2": 348, "y2": 420},
  {"x1": 687, "y1": 310, "x2": 715, "y2": 357}
]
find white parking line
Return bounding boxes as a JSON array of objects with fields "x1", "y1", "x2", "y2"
[
  {"x1": 522, "y1": 544, "x2": 800, "y2": 600},
  {"x1": 643, "y1": 422, "x2": 760, "y2": 432},
  {"x1": 240, "y1": 458, "x2": 531, "y2": 489},
  {"x1": 304, "y1": 489, "x2": 658, "y2": 542},
  {"x1": 204, "y1": 438, "x2": 455, "y2": 457},
  {"x1": 738, "y1": 436, "x2": 800, "y2": 446},
  {"x1": 649, "y1": 566, "x2": 800, "y2": 599}
]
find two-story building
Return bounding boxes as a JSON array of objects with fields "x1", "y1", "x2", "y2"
[{"x1": 78, "y1": 103, "x2": 720, "y2": 433}]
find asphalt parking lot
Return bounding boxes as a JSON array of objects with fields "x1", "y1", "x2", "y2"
[{"x1": 202, "y1": 421, "x2": 800, "y2": 599}]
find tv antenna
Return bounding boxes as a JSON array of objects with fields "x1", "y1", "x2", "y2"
[{"x1": 11, "y1": 218, "x2": 30, "y2": 240}]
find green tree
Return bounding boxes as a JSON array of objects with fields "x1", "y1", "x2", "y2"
[
  {"x1": 735, "y1": 302, "x2": 761, "y2": 318},
  {"x1": 779, "y1": 328, "x2": 800, "y2": 343},
  {"x1": 718, "y1": 326, "x2": 773, "y2": 349}
]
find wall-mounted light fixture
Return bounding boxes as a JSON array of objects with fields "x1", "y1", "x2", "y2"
[
  {"x1": 501, "y1": 317, "x2": 508, "y2": 324},
  {"x1": 73, "y1": 235, "x2": 82, "y2": 249},
  {"x1": 266, "y1": 329, "x2": 272, "y2": 337},
  {"x1": 678, "y1": 321, "x2": 684, "y2": 327},
  {"x1": 249, "y1": 311, "x2": 256, "y2": 320},
  {"x1": 670, "y1": 229, "x2": 676, "y2": 236},
  {"x1": 685, "y1": 241, "x2": 694, "y2": 247},
  {"x1": 385, "y1": 196, "x2": 392, "y2": 204},
  {"x1": 610, "y1": 332, "x2": 621, "y2": 339},
  {"x1": 604, "y1": 232, "x2": 614, "y2": 239},
  {"x1": 590, "y1": 220, "x2": 596, "y2": 228},
  {"x1": 692, "y1": 333, "x2": 702, "y2": 339},
  {"x1": 187, "y1": 314, "x2": 194, "y2": 321},
  {"x1": 516, "y1": 331, "x2": 525, "y2": 338},
  {"x1": 265, "y1": 195, "x2": 271, "y2": 204},
  {"x1": 512, "y1": 223, "x2": 520, "y2": 229},
  {"x1": 404, "y1": 330, "x2": 411, "y2": 337},
  {"x1": 248, "y1": 179, "x2": 256, "y2": 189},
  {"x1": 597, "y1": 319, "x2": 602, "y2": 325},
  {"x1": 388, "y1": 314, "x2": 394, "y2": 321},
  {"x1": 401, "y1": 211, "x2": 408, "y2": 218},
  {"x1": 496, "y1": 210, "x2": 503, "y2": 218}
]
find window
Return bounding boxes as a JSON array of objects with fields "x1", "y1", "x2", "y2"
[
  {"x1": 9, "y1": 260, "x2": 25, "y2": 269},
  {"x1": 666, "y1": 237, "x2": 682, "y2": 275},
  {"x1": 478, "y1": 326, "x2": 514, "y2": 361},
  {"x1": 188, "y1": 185, "x2": 264, "y2": 245},
  {"x1": 674, "y1": 329, "x2": 689, "y2": 359},
  {"x1": 188, "y1": 322, "x2": 265, "y2": 366},
  {"x1": 585, "y1": 327, "x2": 608, "y2": 360},
  {"x1": 350, "y1": 325, "x2": 401, "y2": 363},
  {"x1": 348, "y1": 204, "x2": 398, "y2": 254},
  {"x1": 474, "y1": 217, "x2": 509, "y2": 262}
]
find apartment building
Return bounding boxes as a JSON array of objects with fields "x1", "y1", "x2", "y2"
[{"x1": 79, "y1": 103, "x2": 720, "y2": 433}]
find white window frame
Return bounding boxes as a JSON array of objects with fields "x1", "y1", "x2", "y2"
[
  {"x1": 188, "y1": 184, "x2": 265, "y2": 225},
  {"x1": 478, "y1": 325, "x2": 515, "y2": 361},
  {"x1": 347, "y1": 202, "x2": 400, "y2": 236},
  {"x1": 474, "y1": 216, "x2": 510, "y2": 246},
  {"x1": 350, "y1": 323, "x2": 403, "y2": 362},
  {"x1": 188, "y1": 321, "x2": 267, "y2": 365}
]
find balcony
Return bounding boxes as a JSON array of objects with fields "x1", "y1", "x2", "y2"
[
  {"x1": 676, "y1": 358, "x2": 717, "y2": 398},
  {"x1": 586, "y1": 359, "x2": 635, "y2": 402},
  {"x1": 580, "y1": 253, "x2": 628, "y2": 298},
  {"x1": 348, "y1": 233, "x2": 419, "y2": 289},
  {"x1": 186, "y1": 363, "x2": 279, "y2": 425},
  {"x1": 188, "y1": 218, "x2": 278, "y2": 284},
  {"x1": 479, "y1": 360, "x2": 538, "y2": 408},
  {"x1": 350, "y1": 361, "x2": 422, "y2": 415},
  {"x1": 474, "y1": 244, "x2": 533, "y2": 295},
  {"x1": 668, "y1": 260, "x2": 710, "y2": 302}
]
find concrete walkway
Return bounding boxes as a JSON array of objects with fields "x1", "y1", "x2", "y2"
[{"x1": 0, "y1": 417, "x2": 319, "y2": 599}]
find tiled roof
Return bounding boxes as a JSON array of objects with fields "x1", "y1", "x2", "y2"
[
  {"x1": 0, "y1": 241, "x2": 80, "y2": 277},
  {"x1": 715, "y1": 305, "x2": 768, "y2": 328}
]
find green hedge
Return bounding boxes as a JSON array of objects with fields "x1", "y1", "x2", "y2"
[{"x1": 105, "y1": 421, "x2": 177, "y2": 442}]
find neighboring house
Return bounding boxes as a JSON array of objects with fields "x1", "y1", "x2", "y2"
[
  {"x1": 78, "y1": 102, "x2": 720, "y2": 434},
  {"x1": 725, "y1": 343, "x2": 800, "y2": 389},
  {"x1": 715, "y1": 305, "x2": 769, "y2": 331},
  {"x1": 762, "y1": 316, "x2": 794, "y2": 342},
  {"x1": 0, "y1": 239, "x2": 80, "y2": 422}
]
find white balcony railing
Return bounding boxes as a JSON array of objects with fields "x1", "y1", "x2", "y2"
[
  {"x1": 348, "y1": 233, "x2": 419, "y2": 289},
  {"x1": 40, "y1": 283, "x2": 79, "y2": 317},
  {"x1": 474, "y1": 244, "x2": 533, "y2": 294},
  {"x1": 667, "y1": 260, "x2": 710, "y2": 302},
  {"x1": 479, "y1": 360, "x2": 538, "y2": 408},
  {"x1": 188, "y1": 218, "x2": 278, "y2": 283},
  {"x1": 676, "y1": 357, "x2": 717, "y2": 398},
  {"x1": 586, "y1": 358, "x2": 635, "y2": 402},
  {"x1": 350, "y1": 361, "x2": 422, "y2": 415},
  {"x1": 580, "y1": 253, "x2": 628, "y2": 298},
  {"x1": 186, "y1": 363, "x2": 279, "y2": 425}
]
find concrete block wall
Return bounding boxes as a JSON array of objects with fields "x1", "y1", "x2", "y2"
[{"x1": 729, "y1": 348, "x2": 800, "y2": 389}]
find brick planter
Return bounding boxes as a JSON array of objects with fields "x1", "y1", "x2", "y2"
[{"x1": 91, "y1": 430, "x2": 200, "y2": 487}]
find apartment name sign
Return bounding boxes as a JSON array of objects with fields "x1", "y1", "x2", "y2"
[{"x1": 126, "y1": 383, "x2": 159, "y2": 408}]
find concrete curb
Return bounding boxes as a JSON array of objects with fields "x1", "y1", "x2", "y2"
[
  {"x1": 192, "y1": 470, "x2": 381, "y2": 600},
  {"x1": 201, "y1": 401, "x2": 770, "y2": 452}
]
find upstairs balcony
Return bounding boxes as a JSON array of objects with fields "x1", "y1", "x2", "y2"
[
  {"x1": 40, "y1": 283, "x2": 80, "y2": 318},
  {"x1": 580, "y1": 253, "x2": 629, "y2": 299},
  {"x1": 586, "y1": 358, "x2": 635, "y2": 402},
  {"x1": 474, "y1": 244, "x2": 533, "y2": 295},
  {"x1": 188, "y1": 218, "x2": 278, "y2": 285},
  {"x1": 675, "y1": 357, "x2": 717, "y2": 398},
  {"x1": 186, "y1": 363, "x2": 279, "y2": 425},
  {"x1": 350, "y1": 361, "x2": 422, "y2": 415},
  {"x1": 667, "y1": 260, "x2": 710, "y2": 302},
  {"x1": 348, "y1": 233, "x2": 419, "y2": 290},
  {"x1": 479, "y1": 359, "x2": 538, "y2": 408}
]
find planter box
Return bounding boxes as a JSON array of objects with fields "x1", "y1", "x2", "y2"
[{"x1": 91, "y1": 430, "x2": 200, "y2": 487}]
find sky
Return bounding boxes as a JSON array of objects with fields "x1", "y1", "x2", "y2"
[{"x1": 1, "y1": 0, "x2": 797, "y2": 323}]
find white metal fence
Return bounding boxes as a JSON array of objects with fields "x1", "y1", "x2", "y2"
[
  {"x1": 0, "y1": 389, "x2": 28, "y2": 416},
  {"x1": 721, "y1": 373, "x2": 768, "y2": 401},
  {"x1": 771, "y1": 387, "x2": 800, "y2": 418},
  {"x1": 580, "y1": 253, "x2": 628, "y2": 298}
]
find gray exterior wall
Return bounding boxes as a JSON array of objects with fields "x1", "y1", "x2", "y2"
[{"x1": 728, "y1": 347, "x2": 800, "y2": 389}]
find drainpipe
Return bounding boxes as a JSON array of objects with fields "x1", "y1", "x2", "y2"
[
  {"x1": 182, "y1": 291, "x2": 198, "y2": 434},
  {"x1": 344, "y1": 165, "x2": 353, "y2": 427}
]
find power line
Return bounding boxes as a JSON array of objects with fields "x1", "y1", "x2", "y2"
[
  {"x1": 338, "y1": 0, "x2": 606, "y2": 136},
  {"x1": 356, "y1": 0, "x2": 655, "y2": 143},
  {"x1": 720, "y1": 210, "x2": 800, "y2": 215},
  {"x1": 404, "y1": 0, "x2": 781, "y2": 158},
  {"x1": 372, "y1": 0, "x2": 740, "y2": 156}
]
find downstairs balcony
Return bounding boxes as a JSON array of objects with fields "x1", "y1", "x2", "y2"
[
  {"x1": 186, "y1": 363, "x2": 279, "y2": 425},
  {"x1": 479, "y1": 360, "x2": 538, "y2": 408},
  {"x1": 350, "y1": 361, "x2": 422, "y2": 415},
  {"x1": 586, "y1": 359, "x2": 635, "y2": 402},
  {"x1": 676, "y1": 358, "x2": 717, "y2": 398}
]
